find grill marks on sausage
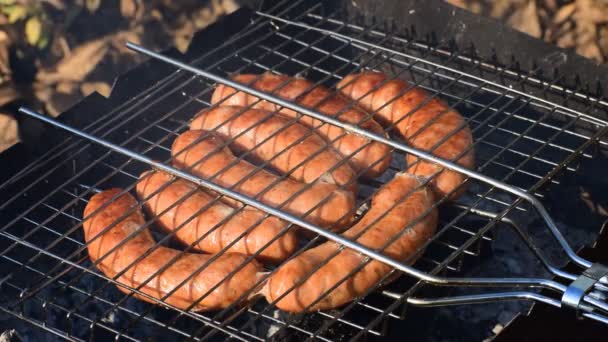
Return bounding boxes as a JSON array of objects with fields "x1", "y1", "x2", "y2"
[
  {"x1": 171, "y1": 130, "x2": 356, "y2": 231},
  {"x1": 211, "y1": 73, "x2": 392, "y2": 179},
  {"x1": 83, "y1": 189, "x2": 262, "y2": 312},
  {"x1": 136, "y1": 170, "x2": 298, "y2": 263},
  {"x1": 262, "y1": 173, "x2": 438, "y2": 312},
  {"x1": 338, "y1": 72, "x2": 475, "y2": 200},
  {"x1": 81, "y1": 71, "x2": 465, "y2": 313},
  {"x1": 190, "y1": 106, "x2": 358, "y2": 193}
]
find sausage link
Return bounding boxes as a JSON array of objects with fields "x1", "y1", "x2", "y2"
[
  {"x1": 190, "y1": 106, "x2": 357, "y2": 193},
  {"x1": 338, "y1": 72, "x2": 475, "y2": 200},
  {"x1": 171, "y1": 130, "x2": 356, "y2": 231},
  {"x1": 263, "y1": 173, "x2": 437, "y2": 312},
  {"x1": 211, "y1": 73, "x2": 392, "y2": 178},
  {"x1": 136, "y1": 170, "x2": 298, "y2": 263},
  {"x1": 83, "y1": 189, "x2": 262, "y2": 312}
]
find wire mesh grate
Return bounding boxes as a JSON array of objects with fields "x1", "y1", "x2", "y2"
[{"x1": 1, "y1": 1, "x2": 608, "y2": 341}]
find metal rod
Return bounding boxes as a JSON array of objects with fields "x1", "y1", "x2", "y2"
[{"x1": 406, "y1": 291, "x2": 561, "y2": 308}]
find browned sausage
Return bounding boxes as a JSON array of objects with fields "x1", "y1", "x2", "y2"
[
  {"x1": 136, "y1": 170, "x2": 298, "y2": 263},
  {"x1": 190, "y1": 106, "x2": 357, "y2": 193},
  {"x1": 337, "y1": 72, "x2": 475, "y2": 200},
  {"x1": 83, "y1": 189, "x2": 262, "y2": 312},
  {"x1": 211, "y1": 73, "x2": 392, "y2": 178},
  {"x1": 262, "y1": 172, "x2": 437, "y2": 312},
  {"x1": 171, "y1": 130, "x2": 356, "y2": 231}
]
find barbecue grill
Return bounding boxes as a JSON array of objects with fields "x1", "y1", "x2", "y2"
[{"x1": 2, "y1": 0, "x2": 608, "y2": 340}]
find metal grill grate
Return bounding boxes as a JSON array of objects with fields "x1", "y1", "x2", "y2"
[{"x1": 2, "y1": 1, "x2": 608, "y2": 341}]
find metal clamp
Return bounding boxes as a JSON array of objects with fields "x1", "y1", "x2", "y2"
[{"x1": 562, "y1": 263, "x2": 608, "y2": 311}]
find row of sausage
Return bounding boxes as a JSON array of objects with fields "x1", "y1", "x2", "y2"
[{"x1": 82, "y1": 71, "x2": 474, "y2": 313}]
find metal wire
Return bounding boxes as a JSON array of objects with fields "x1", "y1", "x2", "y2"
[{"x1": 2, "y1": 1, "x2": 608, "y2": 341}]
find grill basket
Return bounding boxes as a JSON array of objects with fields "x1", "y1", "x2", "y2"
[{"x1": 2, "y1": 0, "x2": 608, "y2": 340}]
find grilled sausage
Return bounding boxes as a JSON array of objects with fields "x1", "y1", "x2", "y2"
[
  {"x1": 338, "y1": 72, "x2": 475, "y2": 200},
  {"x1": 190, "y1": 106, "x2": 357, "y2": 193},
  {"x1": 211, "y1": 73, "x2": 392, "y2": 179},
  {"x1": 263, "y1": 172, "x2": 437, "y2": 312},
  {"x1": 136, "y1": 170, "x2": 298, "y2": 263},
  {"x1": 171, "y1": 130, "x2": 356, "y2": 231},
  {"x1": 83, "y1": 189, "x2": 262, "y2": 312}
]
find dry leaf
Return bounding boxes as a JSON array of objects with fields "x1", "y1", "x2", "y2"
[
  {"x1": 0, "y1": 31, "x2": 10, "y2": 76},
  {"x1": 544, "y1": 26, "x2": 556, "y2": 42},
  {"x1": 574, "y1": 0, "x2": 604, "y2": 62},
  {"x1": 6, "y1": 4, "x2": 27, "y2": 23},
  {"x1": 173, "y1": 20, "x2": 194, "y2": 53},
  {"x1": 174, "y1": 33, "x2": 192, "y2": 53},
  {"x1": 577, "y1": 41, "x2": 603, "y2": 62},
  {"x1": 120, "y1": 0, "x2": 136, "y2": 18},
  {"x1": 574, "y1": 0, "x2": 608, "y2": 24},
  {"x1": 150, "y1": 8, "x2": 162, "y2": 20},
  {"x1": 469, "y1": 1, "x2": 482, "y2": 14},
  {"x1": 41, "y1": 88, "x2": 82, "y2": 117},
  {"x1": 57, "y1": 35, "x2": 71, "y2": 57},
  {"x1": 56, "y1": 80, "x2": 76, "y2": 94},
  {"x1": 33, "y1": 81, "x2": 52, "y2": 104},
  {"x1": 550, "y1": 20, "x2": 575, "y2": 45},
  {"x1": 112, "y1": 27, "x2": 143, "y2": 53},
  {"x1": 553, "y1": 3, "x2": 575, "y2": 25},
  {"x1": 600, "y1": 27, "x2": 608, "y2": 57},
  {"x1": 537, "y1": 6, "x2": 550, "y2": 22},
  {"x1": 44, "y1": 98, "x2": 62, "y2": 117},
  {"x1": 222, "y1": 0, "x2": 239, "y2": 14},
  {"x1": 36, "y1": 37, "x2": 109, "y2": 84},
  {"x1": 80, "y1": 81, "x2": 111, "y2": 97},
  {"x1": 43, "y1": 0, "x2": 66, "y2": 10},
  {"x1": 490, "y1": 0, "x2": 513, "y2": 19},
  {"x1": 507, "y1": 0, "x2": 542, "y2": 38},
  {"x1": 0, "y1": 113, "x2": 18, "y2": 152},
  {"x1": 446, "y1": 0, "x2": 467, "y2": 9},
  {"x1": 0, "y1": 82, "x2": 19, "y2": 106},
  {"x1": 544, "y1": 0, "x2": 558, "y2": 11},
  {"x1": 25, "y1": 16, "x2": 41, "y2": 45},
  {"x1": 556, "y1": 30, "x2": 575, "y2": 48},
  {"x1": 193, "y1": 6, "x2": 214, "y2": 29},
  {"x1": 85, "y1": 0, "x2": 101, "y2": 13}
]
